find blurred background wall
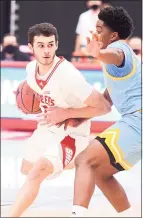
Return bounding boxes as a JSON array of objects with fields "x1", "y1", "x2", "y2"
[
  {"x1": 0, "y1": 1, "x2": 11, "y2": 41},
  {"x1": 1, "y1": 0, "x2": 142, "y2": 60}
]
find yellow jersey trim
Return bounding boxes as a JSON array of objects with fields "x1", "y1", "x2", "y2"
[{"x1": 103, "y1": 56, "x2": 136, "y2": 81}]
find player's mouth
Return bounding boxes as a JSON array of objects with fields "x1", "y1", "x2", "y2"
[{"x1": 43, "y1": 56, "x2": 50, "y2": 59}]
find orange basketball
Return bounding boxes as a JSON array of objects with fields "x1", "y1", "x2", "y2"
[{"x1": 16, "y1": 80, "x2": 41, "y2": 114}]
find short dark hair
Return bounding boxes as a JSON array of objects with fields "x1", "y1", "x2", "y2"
[
  {"x1": 98, "y1": 6, "x2": 134, "y2": 39},
  {"x1": 28, "y1": 23, "x2": 59, "y2": 44}
]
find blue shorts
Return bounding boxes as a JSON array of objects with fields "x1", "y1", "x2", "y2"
[{"x1": 96, "y1": 111, "x2": 141, "y2": 171}]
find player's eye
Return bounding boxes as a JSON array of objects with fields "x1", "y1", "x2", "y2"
[
  {"x1": 48, "y1": 44, "x2": 53, "y2": 48},
  {"x1": 38, "y1": 44, "x2": 44, "y2": 48}
]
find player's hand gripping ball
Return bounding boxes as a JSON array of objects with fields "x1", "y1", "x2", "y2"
[{"x1": 15, "y1": 80, "x2": 41, "y2": 114}]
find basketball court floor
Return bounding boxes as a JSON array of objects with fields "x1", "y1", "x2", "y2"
[{"x1": 1, "y1": 131, "x2": 142, "y2": 217}]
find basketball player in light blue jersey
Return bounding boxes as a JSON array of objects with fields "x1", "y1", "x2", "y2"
[
  {"x1": 38, "y1": 6, "x2": 141, "y2": 217},
  {"x1": 70, "y1": 6, "x2": 141, "y2": 217}
]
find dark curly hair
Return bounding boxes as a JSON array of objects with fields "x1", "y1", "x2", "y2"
[
  {"x1": 28, "y1": 23, "x2": 58, "y2": 45},
  {"x1": 98, "y1": 6, "x2": 134, "y2": 39}
]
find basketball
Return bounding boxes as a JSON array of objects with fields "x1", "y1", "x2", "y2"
[{"x1": 15, "y1": 80, "x2": 41, "y2": 114}]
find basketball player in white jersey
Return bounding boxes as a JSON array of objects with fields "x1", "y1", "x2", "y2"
[{"x1": 7, "y1": 23, "x2": 111, "y2": 217}]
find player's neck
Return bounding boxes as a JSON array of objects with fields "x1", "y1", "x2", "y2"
[{"x1": 37, "y1": 56, "x2": 59, "y2": 75}]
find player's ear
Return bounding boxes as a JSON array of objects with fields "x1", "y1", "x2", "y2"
[
  {"x1": 28, "y1": 43, "x2": 33, "y2": 53},
  {"x1": 56, "y1": 41, "x2": 59, "y2": 50},
  {"x1": 111, "y1": 32, "x2": 118, "y2": 42}
]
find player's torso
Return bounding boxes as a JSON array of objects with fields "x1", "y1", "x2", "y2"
[
  {"x1": 27, "y1": 58, "x2": 71, "y2": 112},
  {"x1": 26, "y1": 58, "x2": 91, "y2": 137},
  {"x1": 103, "y1": 42, "x2": 142, "y2": 115}
]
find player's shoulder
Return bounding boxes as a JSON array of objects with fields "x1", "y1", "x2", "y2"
[
  {"x1": 107, "y1": 40, "x2": 130, "y2": 50},
  {"x1": 62, "y1": 58, "x2": 75, "y2": 67},
  {"x1": 57, "y1": 57, "x2": 82, "y2": 83},
  {"x1": 60, "y1": 57, "x2": 78, "y2": 73},
  {"x1": 26, "y1": 60, "x2": 37, "y2": 72}
]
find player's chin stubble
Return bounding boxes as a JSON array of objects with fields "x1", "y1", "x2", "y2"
[{"x1": 39, "y1": 54, "x2": 56, "y2": 66}]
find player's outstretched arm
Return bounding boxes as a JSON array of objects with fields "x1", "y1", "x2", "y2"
[
  {"x1": 86, "y1": 32, "x2": 124, "y2": 66},
  {"x1": 97, "y1": 48, "x2": 124, "y2": 66},
  {"x1": 37, "y1": 89, "x2": 111, "y2": 126},
  {"x1": 66, "y1": 88, "x2": 111, "y2": 119}
]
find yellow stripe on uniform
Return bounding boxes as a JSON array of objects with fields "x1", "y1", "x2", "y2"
[
  {"x1": 102, "y1": 56, "x2": 136, "y2": 80},
  {"x1": 99, "y1": 129, "x2": 132, "y2": 170},
  {"x1": 136, "y1": 109, "x2": 143, "y2": 113}
]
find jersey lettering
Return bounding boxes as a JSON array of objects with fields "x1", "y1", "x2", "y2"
[{"x1": 64, "y1": 148, "x2": 73, "y2": 166}]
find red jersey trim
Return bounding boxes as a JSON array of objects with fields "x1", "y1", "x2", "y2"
[{"x1": 35, "y1": 56, "x2": 65, "y2": 89}]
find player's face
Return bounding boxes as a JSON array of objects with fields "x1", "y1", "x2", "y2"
[
  {"x1": 96, "y1": 19, "x2": 119, "y2": 49},
  {"x1": 29, "y1": 35, "x2": 58, "y2": 65}
]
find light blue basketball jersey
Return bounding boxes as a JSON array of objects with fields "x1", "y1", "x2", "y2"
[{"x1": 102, "y1": 40, "x2": 142, "y2": 115}]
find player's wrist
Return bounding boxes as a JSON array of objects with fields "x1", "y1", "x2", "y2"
[
  {"x1": 66, "y1": 108, "x2": 77, "y2": 119},
  {"x1": 66, "y1": 108, "x2": 86, "y2": 119}
]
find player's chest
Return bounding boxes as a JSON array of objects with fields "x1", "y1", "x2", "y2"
[
  {"x1": 38, "y1": 85, "x2": 62, "y2": 107},
  {"x1": 35, "y1": 81, "x2": 68, "y2": 108},
  {"x1": 28, "y1": 69, "x2": 69, "y2": 107}
]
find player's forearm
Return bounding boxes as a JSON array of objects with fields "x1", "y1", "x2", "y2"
[
  {"x1": 66, "y1": 105, "x2": 111, "y2": 119},
  {"x1": 97, "y1": 48, "x2": 124, "y2": 66},
  {"x1": 103, "y1": 89, "x2": 113, "y2": 106}
]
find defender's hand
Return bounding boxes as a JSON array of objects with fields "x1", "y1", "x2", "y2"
[{"x1": 86, "y1": 31, "x2": 103, "y2": 58}]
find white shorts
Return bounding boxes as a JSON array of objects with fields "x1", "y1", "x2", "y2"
[{"x1": 23, "y1": 126, "x2": 92, "y2": 179}]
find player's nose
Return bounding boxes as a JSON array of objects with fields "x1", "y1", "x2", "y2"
[{"x1": 44, "y1": 48, "x2": 50, "y2": 55}]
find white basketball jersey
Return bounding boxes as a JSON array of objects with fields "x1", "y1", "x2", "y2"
[{"x1": 26, "y1": 56, "x2": 93, "y2": 137}]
